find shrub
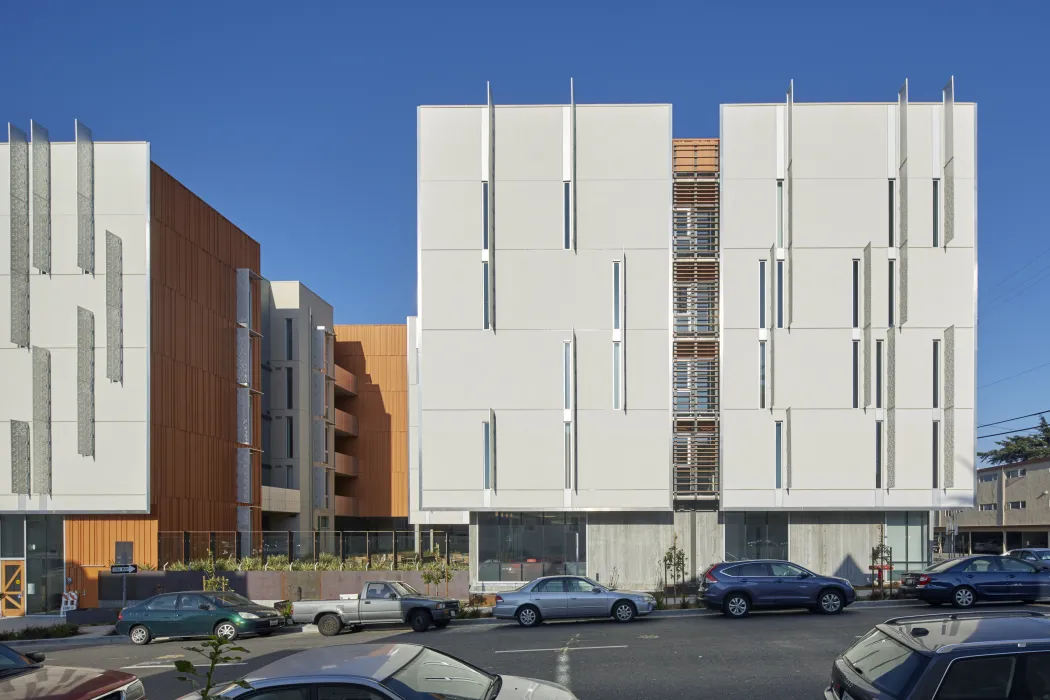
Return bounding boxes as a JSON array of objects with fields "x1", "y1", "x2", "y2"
[
  {"x1": 213, "y1": 557, "x2": 238, "y2": 572},
  {"x1": 0, "y1": 623, "x2": 80, "y2": 642},
  {"x1": 237, "y1": 556, "x2": 263, "y2": 572},
  {"x1": 203, "y1": 575, "x2": 229, "y2": 592},
  {"x1": 317, "y1": 553, "x2": 342, "y2": 571},
  {"x1": 264, "y1": 555, "x2": 290, "y2": 570}
]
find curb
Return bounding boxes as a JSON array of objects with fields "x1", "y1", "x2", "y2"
[{"x1": 6, "y1": 634, "x2": 128, "y2": 652}]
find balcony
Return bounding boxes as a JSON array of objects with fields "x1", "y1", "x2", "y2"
[
  {"x1": 334, "y1": 452, "x2": 358, "y2": 478},
  {"x1": 334, "y1": 365, "x2": 358, "y2": 396},
  {"x1": 335, "y1": 495, "x2": 359, "y2": 517},
  {"x1": 334, "y1": 409, "x2": 358, "y2": 437},
  {"x1": 262, "y1": 486, "x2": 300, "y2": 514}
]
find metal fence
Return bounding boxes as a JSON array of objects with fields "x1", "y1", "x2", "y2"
[{"x1": 156, "y1": 529, "x2": 469, "y2": 569}]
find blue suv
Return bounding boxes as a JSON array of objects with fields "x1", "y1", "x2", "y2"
[{"x1": 701, "y1": 559, "x2": 856, "y2": 618}]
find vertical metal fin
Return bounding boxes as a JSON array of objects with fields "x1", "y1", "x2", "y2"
[
  {"x1": 106, "y1": 232, "x2": 123, "y2": 381},
  {"x1": 32, "y1": 347, "x2": 51, "y2": 495},
  {"x1": 76, "y1": 120, "x2": 94, "y2": 273},
  {"x1": 11, "y1": 421, "x2": 31, "y2": 495},
  {"x1": 10, "y1": 124, "x2": 30, "y2": 347},
  {"x1": 77, "y1": 307, "x2": 95, "y2": 457},
  {"x1": 31, "y1": 121, "x2": 51, "y2": 274}
]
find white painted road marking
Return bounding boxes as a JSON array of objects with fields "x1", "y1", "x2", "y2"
[
  {"x1": 495, "y1": 645, "x2": 628, "y2": 654},
  {"x1": 555, "y1": 634, "x2": 579, "y2": 688}
]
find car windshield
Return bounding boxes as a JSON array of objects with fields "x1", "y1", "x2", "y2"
[
  {"x1": 580, "y1": 577, "x2": 607, "y2": 590},
  {"x1": 843, "y1": 630, "x2": 928, "y2": 696},
  {"x1": 383, "y1": 646, "x2": 495, "y2": 700},
  {"x1": 0, "y1": 644, "x2": 34, "y2": 670},
  {"x1": 207, "y1": 592, "x2": 254, "y2": 607},
  {"x1": 392, "y1": 582, "x2": 423, "y2": 596}
]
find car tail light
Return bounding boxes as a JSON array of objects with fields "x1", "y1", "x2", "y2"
[
  {"x1": 918, "y1": 575, "x2": 931, "y2": 586},
  {"x1": 117, "y1": 610, "x2": 123, "y2": 621},
  {"x1": 704, "y1": 568, "x2": 719, "y2": 583},
  {"x1": 495, "y1": 595, "x2": 504, "y2": 603}
]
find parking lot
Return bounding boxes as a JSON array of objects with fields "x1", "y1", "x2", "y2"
[{"x1": 33, "y1": 602, "x2": 1048, "y2": 700}]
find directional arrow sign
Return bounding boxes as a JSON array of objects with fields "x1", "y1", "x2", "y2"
[{"x1": 111, "y1": 564, "x2": 138, "y2": 575}]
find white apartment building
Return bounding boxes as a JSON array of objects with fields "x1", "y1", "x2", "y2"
[{"x1": 411, "y1": 80, "x2": 976, "y2": 590}]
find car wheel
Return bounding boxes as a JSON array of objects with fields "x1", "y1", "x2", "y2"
[
  {"x1": 410, "y1": 610, "x2": 432, "y2": 633},
  {"x1": 818, "y1": 590, "x2": 844, "y2": 615},
  {"x1": 214, "y1": 621, "x2": 239, "y2": 641},
  {"x1": 612, "y1": 601, "x2": 636, "y2": 623},
  {"x1": 317, "y1": 613, "x2": 342, "y2": 637},
  {"x1": 952, "y1": 586, "x2": 976, "y2": 609},
  {"x1": 434, "y1": 620, "x2": 450, "y2": 629},
  {"x1": 723, "y1": 594, "x2": 750, "y2": 618},
  {"x1": 129, "y1": 625, "x2": 151, "y2": 645},
  {"x1": 516, "y1": 605, "x2": 541, "y2": 628}
]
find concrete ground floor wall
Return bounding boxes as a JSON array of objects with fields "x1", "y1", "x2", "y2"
[{"x1": 466, "y1": 510, "x2": 928, "y2": 591}]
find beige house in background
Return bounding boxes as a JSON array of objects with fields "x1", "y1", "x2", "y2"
[{"x1": 937, "y1": 458, "x2": 1050, "y2": 554}]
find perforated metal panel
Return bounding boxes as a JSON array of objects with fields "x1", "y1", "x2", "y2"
[
  {"x1": 10, "y1": 124, "x2": 30, "y2": 348},
  {"x1": 10, "y1": 421, "x2": 30, "y2": 495},
  {"x1": 944, "y1": 164, "x2": 955, "y2": 246},
  {"x1": 31, "y1": 121, "x2": 50, "y2": 274},
  {"x1": 785, "y1": 408, "x2": 792, "y2": 490},
  {"x1": 235, "y1": 327, "x2": 250, "y2": 386},
  {"x1": 235, "y1": 268, "x2": 250, "y2": 327},
  {"x1": 76, "y1": 121, "x2": 94, "y2": 273},
  {"x1": 943, "y1": 409, "x2": 955, "y2": 489},
  {"x1": 32, "y1": 347, "x2": 51, "y2": 494},
  {"x1": 898, "y1": 241, "x2": 908, "y2": 326},
  {"x1": 236, "y1": 447, "x2": 251, "y2": 503},
  {"x1": 236, "y1": 505, "x2": 251, "y2": 557},
  {"x1": 313, "y1": 466, "x2": 326, "y2": 508},
  {"x1": 312, "y1": 417, "x2": 326, "y2": 465},
  {"x1": 106, "y1": 232, "x2": 123, "y2": 382},
  {"x1": 236, "y1": 387, "x2": 251, "y2": 445},
  {"x1": 312, "y1": 327, "x2": 325, "y2": 371},
  {"x1": 886, "y1": 331, "x2": 896, "y2": 489},
  {"x1": 77, "y1": 307, "x2": 95, "y2": 457},
  {"x1": 311, "y1": 372, "x2": 325, "y2": 419},
  {"x1": 944, "y1": 326, "x2": 955, "y2": 409}
]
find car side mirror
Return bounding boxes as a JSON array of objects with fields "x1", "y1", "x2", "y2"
[
  {"x1": 592, "y1": 587, "x2": 602, "y2": 593},
  {"x1": 799, "y1": 573, "x2": 811, "y2": 579},
  {"x1": 25, "y1": 652, "x2": 45, "y2": 663},
  {"x1": 388, "y1": 593, "x2": 398, "y2": 600},
  {"x1": 198, "y1": 603, "x2": 211, "y2": 610}
]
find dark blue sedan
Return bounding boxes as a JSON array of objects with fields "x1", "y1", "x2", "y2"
[
  {"x1": 899, "y1": 555, "x2": 1050, "y2": 608},
  {"x1": 700, "y1": 560, "x2": 856, "y2": 618}
]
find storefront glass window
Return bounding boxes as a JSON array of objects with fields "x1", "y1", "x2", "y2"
[
  {"x1": 724, "y1": 512, "x2": 788, "y2": 561},
  {"x1": 0, "y1": 515, "x2": 25, "y2": 558},
  {"x1": 477, "y1": 513, "x2": 586, "y2": 582},
  {"x1": 885, "y1": 512, "x2": 930, "y2": 573},
  {"x1": 25, "y1": 515, "x2": 64, "y2": 615}
]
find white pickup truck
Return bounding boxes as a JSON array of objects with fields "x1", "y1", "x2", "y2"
[{"x1": 289, "y1": 580, "x2": 460, "y2": 635}]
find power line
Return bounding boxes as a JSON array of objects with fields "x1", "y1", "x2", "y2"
[
  {"x1": 977, "y1": 424, "x2": 1043, "y2": 440},
  {"x1": 977, "y1": 409, "x2": 1050, "y2": 430},
  {"x1": 990, "y1": 243, "x2": 1050, "y2": 289},
  {"x1": 979, "y1": 360, "x2": 1050, "y2": 389},
  {"x1": 985, "y1": 265, "x2": 1050, "y2": 306}
]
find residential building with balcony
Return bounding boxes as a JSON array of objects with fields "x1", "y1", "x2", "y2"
[
  {"x1": 411, "y1": 79, "x2": 976, "y2": 590},
  {"x1": 1, "y1": 121, "x2": 261, "y2": 613},
  {"x1": 936, "y1": 459, "x2": 1050, "y2": 555}
]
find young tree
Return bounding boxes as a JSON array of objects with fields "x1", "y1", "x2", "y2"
[
  {"x1": 174, "y1": 637, "x2": 251, "y2": 699},
  {"x1": 978, "y1": 417, "x2": 1050, "y2": 466}
]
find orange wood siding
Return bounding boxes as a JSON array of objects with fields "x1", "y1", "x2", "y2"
[
  {"x1": 67, "y1": 163, "x2": 262, "y2": 595},
  {"x1": 334, "y1": 325, "x2": 408, "y2": 518}
]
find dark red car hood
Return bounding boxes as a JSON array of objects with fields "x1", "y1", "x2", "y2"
[{"x1": 0, "y1": 665, "x2": 138, "y2": 700}]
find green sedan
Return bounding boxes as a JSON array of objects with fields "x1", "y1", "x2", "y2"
[{"x1": 115, "y1": 591, "x2": 285, "y2": 645}]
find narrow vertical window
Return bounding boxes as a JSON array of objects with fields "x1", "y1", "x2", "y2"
[
  {"x1": 759, "y1": 341, "x2": 766, "y2": 409},
  {"x1": 563, "y1": 341, "x2": 572, "y2": 411},
  {"x1": 776, "y1": 180, "x2": 784, "y2": 248},
  {"x1": 776, "y1": 260, "x2": 784, "y2": 329},
  {"x1": 286, "y1": 367, "x2": 293, "y2": 409},
  {"x1": 563, "y1": 181, "x2": 571, "y2": 250},
  {"x1": 483, "y1": 420, "x2": 491, "y2": 489},
  {"x1": 759, "y1": 260, "x2": 767, "y2": 328},
  {"x1": 285, "y1": 318, "x2": 293, "y2": 359},
  {"x1": 564, "y1": 422, "x2": 572, "y2": 489},
  {"x1": 932, "y1": 178, "x2": 940, "y2": 247},
  {"x1": 482, "y1": 262, "x2": 490, "y2": 330},
  {"x1": 852, "y1": 341, "x2": 859, "y2": 409},
  {"x1": 482, "y1": 181, "x2": 489, "y2": 250},
  {"x1": 887, "y1": 261, "x2": 895, "y2": 328},
  {"x1": 875, "y1": 421, "x2": 883, "y2": 488},
  {"x1": 888, "y1": 179, "x2": 895, "y2": 247},
  {"x1": 932, "y1": 339, "x2": 940, "y2": 408},
  {"x1": 875, "y1": 340, "x2": 884, "y2": 408},
  {"x1": 852, "y1": 259, "x2": 860, "y2": 328},
  {"x1": 612, "y1": 341, "x2": 622, "y2": 410},
  {"x1": 932, "y1": 421, "x2": 940, "y2": 488},
  {"x1": 775, "y1": 421, "x2": 783, "y2": 489},
  {"x1": 612, "y1": 261, "x2": 621, "y2": 330},
  {"x1": 286, "y1": 417, "x2": 294, "y2": 458}
]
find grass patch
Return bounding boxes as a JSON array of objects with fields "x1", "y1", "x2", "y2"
[{"x1": 0, "y1": 623, "x2": 80, "y2": 641}]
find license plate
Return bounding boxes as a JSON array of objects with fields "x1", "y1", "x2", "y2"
[
  {"x1": 269, "y1": 619, "x2": 279, "y2": 626},
  {"x1": 450, "y1": 611, "x2": 456, "y2": 618}
]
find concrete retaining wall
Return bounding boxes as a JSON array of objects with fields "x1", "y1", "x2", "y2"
[
  {"x1": 788, "y1": 512, "x2": 883, "y2": 586},
  {"x1": 98, "y1": 570, "x2": 470, "y2": 607}
]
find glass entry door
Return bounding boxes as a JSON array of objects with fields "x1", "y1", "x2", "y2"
[{"x1": 1, "y1": 561, "x2": 25, "y2": 617}]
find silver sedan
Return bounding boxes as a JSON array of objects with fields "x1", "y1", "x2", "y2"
[{"x1": 493, "y1": 575, "x2": 656, "y2": 627}]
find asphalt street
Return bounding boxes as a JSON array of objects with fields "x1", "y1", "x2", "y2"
[{"x1": 34, "y1": 602, "x2": 1050, "y2": 700}]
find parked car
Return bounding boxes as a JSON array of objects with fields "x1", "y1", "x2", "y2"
[
  {"x1": 700, "y1": 559, "x2": 856, "y2": 618},
  {"x1": 1006, "y1": 547, "x2": 1050, "y2": 566},
  {"x1": 898, "y1": 555, "x2": 1050, "y2": 608},
  {"x1": 115, "y1": 590, "x2": 284, "y2": 645},
  {"x1": 826, "y1": 610, "x2": 1050, "y2": 700},
  {"x1": 290, "y1": 580, "x2": 459, "y2": 635},
  {"x1": 493, "y1": 575, "x2": 655, "y2": 627},
  {"x1": 178, "y1": 642, "x2": 577, "y2": 700},
  {"x1": 0, "y1": 642, "x2": 146, "y2": 700}
]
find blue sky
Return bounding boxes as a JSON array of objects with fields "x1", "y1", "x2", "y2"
[{"x1": 2, "y1": 1, "x2": 1048, "y2": 457}]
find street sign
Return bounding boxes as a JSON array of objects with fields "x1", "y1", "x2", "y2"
[{"x1": 111, "y1": 564, "x2": 138, "y2": 575}]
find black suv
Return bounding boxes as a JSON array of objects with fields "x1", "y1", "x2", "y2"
[{"x1": 826, "y1": 610, "x2": 1050, "y2": 699}]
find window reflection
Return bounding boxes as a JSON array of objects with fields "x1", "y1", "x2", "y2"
[
  {"x1": 724, "y1": 512, "x2": 788, "y2": 561},
  {"x1": 477, "y1": 513, "x2": 586, "y2": 582}
]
